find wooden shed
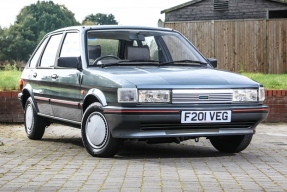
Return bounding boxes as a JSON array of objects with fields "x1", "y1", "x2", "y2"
[
  {"x1": 161, "y1": 0, "x2": 287, "y2": 22},
  {"x1": 161, "y1": 0, "x2": 287, "y2": 74}
]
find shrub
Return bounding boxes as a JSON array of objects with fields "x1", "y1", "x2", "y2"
[{"x1": 4, "y1": 63, "x2": 13, "y2": 71}]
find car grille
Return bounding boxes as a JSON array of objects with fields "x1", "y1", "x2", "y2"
[
  {"x1": 140, "y1": 122, "x2": 255, "y2": 131},
  {"x1": 172, "y1": 89, "x2": 233, "y2": 104}
]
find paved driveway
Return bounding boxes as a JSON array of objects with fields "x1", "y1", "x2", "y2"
[{"x1": 0, "y1": 123, "x2": 287, "y2": 191}]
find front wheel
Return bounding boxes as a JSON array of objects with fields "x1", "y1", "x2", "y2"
[
  {"x1": 209, "y1": 135, "x2": 253, "y2": 153},
  {"x1": 81, "y1": 103, "x2": 123, "y2": 157}
]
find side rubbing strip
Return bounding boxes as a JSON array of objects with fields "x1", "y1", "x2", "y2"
[
  {"x1": 34, "y1": 96, "x2": 49, "y2": 102},
  {"x1": 232, "y1": 108, "x2": 269, "y2": 113},
  {"x1": 104, "y1": 109, "x2": 179, "y2": 113}
]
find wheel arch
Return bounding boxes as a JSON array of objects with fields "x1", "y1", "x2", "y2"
[
  {"x1": 82, "y1": 89, "x2": 107, "y2": 113},
  {"x1": 21, "y1": 84, "x2": 38, "y2": 112}
]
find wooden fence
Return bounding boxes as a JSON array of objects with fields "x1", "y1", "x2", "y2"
[{"x1": 165, "y1": 19, "x2": 287, "y2": 74}]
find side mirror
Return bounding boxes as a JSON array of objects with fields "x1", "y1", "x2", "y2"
[
  {"x1": 58, "y1": 57, "x2": 82, "y2": 70},
  {"x1": 207, "y1": 58, "x2": 217, "y2": 68}
]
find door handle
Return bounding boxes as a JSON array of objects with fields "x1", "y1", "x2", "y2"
[
  {"x1": 51, "y1": 74, "x2": 58, "y2": 79},
  {"x1": 33, "y1": 72, "x2": 37, "y2": 78}
]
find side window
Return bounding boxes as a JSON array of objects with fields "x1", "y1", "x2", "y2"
[
  {"x1": 162, "y1": 35, "x2": 197, "y2": 61},
  {"x1": 40, "y1": 34, "x2": 63, "y2": 68},
  {"x1": 29, "y1": 38, "x2": 48, "y2": 68},
  {"x1": 142, "y1": 36, "x2": 159, "y2": 61},
  {"x1": 60, "y1": 33, "x2": 80, "y2": 57}
]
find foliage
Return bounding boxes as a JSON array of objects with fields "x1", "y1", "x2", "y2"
[
  {"x1": 0, "y1": 68, "x2": 287, "y2": 90},
  {"x1": 239, "y1": 63, "x2": 245, "y2": 73},
  {"x1": 82, "y1": 13, "x2": 118, "y2": 25},
  {"x1": 4, "y1": 63, "x2": 13, "y2": 71},
  {"x1": 0, "y1": 70, "x2": 22, "y2": 91},
  {"x1": 88, "y1": 39, "x2": 119, "y2": 56},
  {"x1": 0, "y1": 1, "x2": 79, "y2": 61},
  {"x1": 242, "y1": 73, "x2": 287, "y2": 90}
]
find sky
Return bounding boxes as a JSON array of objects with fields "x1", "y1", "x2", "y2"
[{"x1": 0, "y1": 0, "x2": 188, "y2": 28}]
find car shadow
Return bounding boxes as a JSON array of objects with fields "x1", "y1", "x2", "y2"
[
  {"x1": 115, "y1": 140, "x2": 235, "y2": 159},
  {"x1": 41, "y1": 137, "x2": 84, "y2": 148},
  {"x1": 39, "y1": 137, "x2": 235, "y2": 159}
]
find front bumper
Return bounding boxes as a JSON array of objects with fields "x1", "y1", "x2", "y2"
[{"x1": 103, "y1": 105, "x2": 269, "y2": 139}]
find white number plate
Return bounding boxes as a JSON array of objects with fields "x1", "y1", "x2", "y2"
[{"x1": 181, "y1": 111, "x2": 231, "y2": 123}]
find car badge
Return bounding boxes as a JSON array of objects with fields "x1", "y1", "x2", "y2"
[{"x1": 199, "y1": 95, "x2": 209, "y2": 100}]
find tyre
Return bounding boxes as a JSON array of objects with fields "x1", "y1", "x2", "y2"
[
  {"x1": 81, "y1": 103, "x2": 123, "y2": 157},
  {"x1": 24, "y1": 97, "x2": 47, "y2": 140},
  {"x1": 209, "y1": 134, "x2": 253, "y2": 153}
]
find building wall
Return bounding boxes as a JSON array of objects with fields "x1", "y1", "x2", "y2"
[
  {"x1": 164, "y1": 19, "x2": 287, "y2": 74},
  {"x1": 264, "y1": 90, "x2": 287, "y2": 123},
  {"x1": 0, "y1": 91, "x2": 286, "y2": 123},
  {"x1": 165, "y1": 0, "x2": 286, "y2": 22},
  {"x1": 0, "y1": 91, "x2": 24, "y2": 123}
]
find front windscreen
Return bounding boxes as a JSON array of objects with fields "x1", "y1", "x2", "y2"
[{"x1": 87, "y1": 29, "x2": 206, "y2": 66}]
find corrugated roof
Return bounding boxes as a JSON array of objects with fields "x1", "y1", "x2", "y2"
[{"x1": 161, "y1": 0, "x2": 287, "y2": 14}]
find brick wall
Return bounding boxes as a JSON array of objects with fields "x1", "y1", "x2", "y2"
[
  {"x1": 264, "y1": 90, "x2": 287, "y2": 123},
  {"x1": 0, "y1": 90, "x2": 286, "y2": 123},
  {"x1": 0, "y1": 91, "x2": 24, "y2": 123}
]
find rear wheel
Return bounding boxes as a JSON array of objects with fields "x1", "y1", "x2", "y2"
[
  {"x1": 24, "y1": 97, "x2": 47, "y2": 140},
  {"x1": 81, "y1": 103, "x2": 123, "y2": 157},
  {"x1": 209, "y1": 135, "x2": 253, "y2": 153}
]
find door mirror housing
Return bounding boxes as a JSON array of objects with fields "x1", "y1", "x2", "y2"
[
  {"x1": 207, "y1": 58, "x2": 217, "y2": 68},
  {"x1": 58, "y1": 57, "x2": 82, "y2": 70}
]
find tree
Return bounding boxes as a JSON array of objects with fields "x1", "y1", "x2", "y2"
[
  {"x1": 82, "y1": 13, "x2": 118, "y2": 25},
  {"x1": 0, "y1": 1, "x2": 79, "y2": 61}
]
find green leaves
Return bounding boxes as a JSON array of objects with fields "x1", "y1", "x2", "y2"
[
  {"x1": 0, "y1": 0, "x2": 79, "y2": 61},
  {"x1": 0, "y1": 1, "x2": 119, "y2": 61},
  {"x1": 82, "y1": 13, "x2": 118, "y2": 25}
]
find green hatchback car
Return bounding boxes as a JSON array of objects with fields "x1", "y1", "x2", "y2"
[{"x1": 18, "y1": 25, "x2": 269, "y2": 157}]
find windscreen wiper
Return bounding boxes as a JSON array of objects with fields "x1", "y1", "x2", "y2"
[
  {"x1": 99, "y1": 60, "x2": 160, "y2": 68},
  {"x1": 158, "y1": 60, "x2": 207, "y2": 66},
  {"x1": 125, "y1": 59, "x2": 160, "y2": 63}
]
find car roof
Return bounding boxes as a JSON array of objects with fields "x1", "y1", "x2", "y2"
[{"x1": 51, "y1": 25, "x2": 173, "y2": 34}]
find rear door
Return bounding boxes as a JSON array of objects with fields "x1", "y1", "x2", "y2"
[
  {"x1": 32, "y1": 33, "x2": 63, "y2": 116},
  {"x1": 50, "y1": 32, "x2": 83, "y2": 123}
]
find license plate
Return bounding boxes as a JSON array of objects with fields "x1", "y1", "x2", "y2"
[{"x1": 181, "y1": 111, "x2": 231, "y2": 123}]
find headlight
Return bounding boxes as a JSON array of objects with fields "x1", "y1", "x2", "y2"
[
  {"x1": 118, "y1": 88, "x2": 137, "y2": 103},
  {"x1": 259, "y1": 87, "x2": 265, "y2": 101},
  {"x1": 233, "y1": 89, "x2": 257, "y2": 102},
  {"x1": 139, "y1": 90, "x2": 170, "y2": 103}
]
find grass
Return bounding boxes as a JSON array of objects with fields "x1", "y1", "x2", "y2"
[
  {"x1": 0, "y1": 70, "x2": 22, "y2": 91},
  {"x1": 242, "y1": 73, "x2": 287, "y2": 90},
  {"x1": 0, "y1": 70, "x2": 286, "y2": 91}
]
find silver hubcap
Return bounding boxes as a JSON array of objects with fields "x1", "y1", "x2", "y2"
[
  {"x1": 85, "y1": 112, "x2": 108, "y2": 149},
  {"x1": 25, "y1": 104, "x2": 33, "y2": 134}
]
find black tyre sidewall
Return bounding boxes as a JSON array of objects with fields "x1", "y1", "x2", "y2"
[
  {"x1": 24, "y1": 97, "x2": 46, "y2": 140},
  {"x1": 81, "y1": 103, "x2": 122, "y2": 157},
  {"x1": 210, "y1": 134, "x2": 253, "y2": 153}
]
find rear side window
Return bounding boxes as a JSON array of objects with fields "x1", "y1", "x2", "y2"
[
  {"x1": 60, "y1": 33, "x2": 80, "y2": 57},
  {"x1": 40, "y1": 34, "x2": 63, "y2": 68},
  {"x1": 29, "y1": 38, "x2": 48, "y2": 68}
]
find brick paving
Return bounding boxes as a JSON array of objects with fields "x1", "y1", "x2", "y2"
[{"x1": 0, "y1": 123, "x2": 287, "y2": 191}]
